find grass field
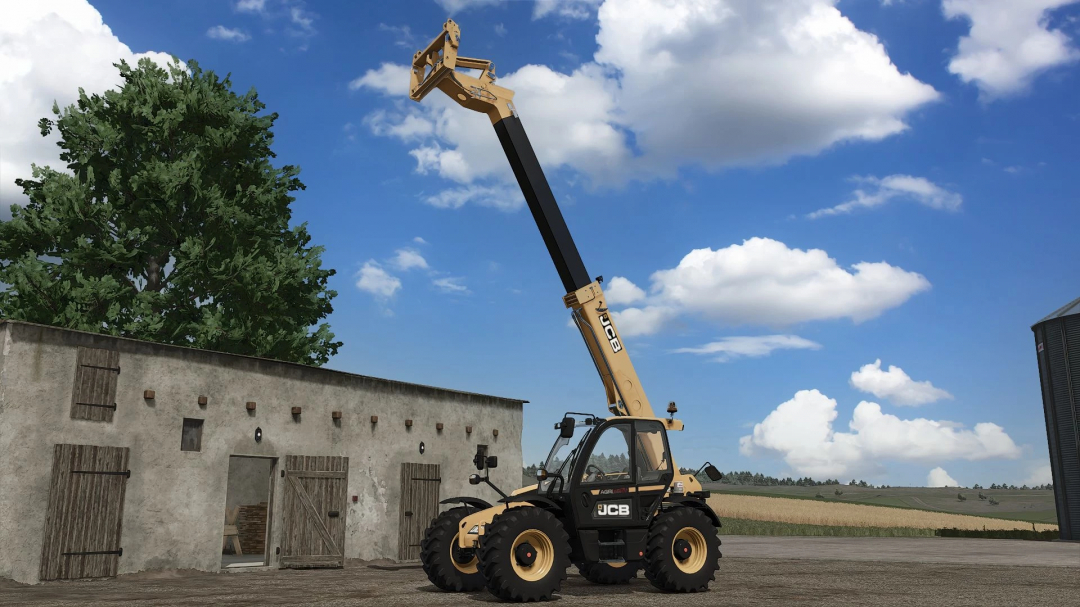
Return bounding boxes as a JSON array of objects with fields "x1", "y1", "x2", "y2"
[
  {"x1": 703, "y1": 483, "x2": 1059, "y2": 525},
  {"x1": 706, "y1": 494, "x2": 1059, "y2": 532},
  {"x1": 717, "y1": 518, "x2": 937, "y2": 537}
]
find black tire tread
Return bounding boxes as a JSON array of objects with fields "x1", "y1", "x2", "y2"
[
  {"x1": 642, "y1": 507, "x2": 721, "y2": 593},
  {"x1": 420, "y1": 507, "x2": 485, "y2": 592},
  {"x1": 478, "y1": 506, "x2": 570, "y2": 602}
]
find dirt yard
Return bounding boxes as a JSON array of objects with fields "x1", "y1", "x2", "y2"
[{"x1": 1, "y1": 537, "x2": 1075, "y2": 606}]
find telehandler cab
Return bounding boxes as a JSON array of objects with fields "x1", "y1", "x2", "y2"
[{"x1": 409, "y1": 20, "x2": 724, "y2": 602}]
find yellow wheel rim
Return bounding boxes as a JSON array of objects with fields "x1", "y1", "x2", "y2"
[
  {"x1": 450, "y1": 531, "x2": 479, "y2": 575},
  {"x1": 672, "y1": 527, "x2": 707, "y2": 574},
  {"x1": 511, "y1": 529, "x2": 554, "y2": 582}
]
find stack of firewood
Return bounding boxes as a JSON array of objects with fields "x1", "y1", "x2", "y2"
[{"x1": 236, "y1": 502, "x2": 268, "y2": 555}]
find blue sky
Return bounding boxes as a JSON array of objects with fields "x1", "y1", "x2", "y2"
[{"x1": 4, "y1": 0, "x2": 1079, "y2": 487}]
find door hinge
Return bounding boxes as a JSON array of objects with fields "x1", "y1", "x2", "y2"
[
  {"x1": 63, "y1": 548, "x2": 122, "y2": 557},
  {"x1": 75, "y1": 402, "x2": 117, "y2": 410}
]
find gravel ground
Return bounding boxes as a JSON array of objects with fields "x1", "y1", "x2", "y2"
[{"x1": 1, "y1": 536, "x2": 1075, "y2": 607}]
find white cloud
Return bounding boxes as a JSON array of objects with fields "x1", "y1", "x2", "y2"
[
  {"x1": 206, "y1": 25, "x2": 251, "y2": 42},
  {"x1": 612, "y1": 237, "x2": 930, "y2": 336},
  {"x1": 673, "y1": 335, "x2": 822, "y2": 362},
  {"x1": 850, "y1": 359, "x2": 954, "y2": 406},
  {"x1": 391, "y1": 248, "x2": 429, "y2": 271},
  {"x1": 349, "y1": 62, "x2": 411, "y2": 96},
  {"x1": 1023, "y1": 463, "x2": 1053, "y2": 486},
  {"x1": 605, "y1": 276, "x2": 647, "y2": 306},
  {"x1": 288, "y1": 6, "x2": 316, "y2": 36},
  {"x1": 355, "y1": 261, "x2": 401, "y2": 297},
  {"x1": 807, "y1": 175, "x2": 962, "y2": 219},
  {"x1": 494, "y1": 23, "x2": 507, "y2": 37},
  {"x1": 944, "y1": 0, "x2": 1080, "y2": 98},
  {"x1": 413, "y1": 236, "x2": 429, "y2": 245},
  {"x1": 739, "y1": 389, "x2": 1022, "y2": 477},
  {"x1": 422, "y1": 184, "x2": 524, "y2": 212},
  {"x1": 235, "y1": 0, "x2": 266, "y2": 13},
  {"x1": 927, "y1": 467, "x2": 959, "y2": 487},
  {"x1": 433, "y1": 0, "x2": 501, "y2": 13},
  {"x1": 379, "y1": 23, "x2": 416, "y2": 49},
  {"x1": 357, "y1": 0, "x2": 938, "y2": 197},
  {"x1": 534, "y1": 0, "x2": 603, "y2": 20},
  {"x1": 0, "y1": 0, "x2": 174, "y2": 208},
  {"x1": 433, "y1": 276, "x2": 470, "y2": 294}
]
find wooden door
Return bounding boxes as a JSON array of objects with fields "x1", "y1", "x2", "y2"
[
  {"x1": 70, "y1": 347, "x2": 121, "y2": 422},
  {"x1": 280, "y1": 455, "x2": 349, "y2": 568},
  {"x1": 39, "y1": 444, "x2": 130, "y2": 581},
  {"x1": 398, "y1": 463, "x2": 441, "y2": 560}
]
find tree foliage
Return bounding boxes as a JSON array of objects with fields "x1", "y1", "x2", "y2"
[{"x1": 0, "y1": 58, "x2": 340, "y2": 365}]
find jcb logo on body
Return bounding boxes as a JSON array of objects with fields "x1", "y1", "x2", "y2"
[
  {"x1": 596, "y1": 502, "x2": 630, "y2": 517},
  {"x1": 598, "y1": 314, "x2": 623, "y2": 354}
]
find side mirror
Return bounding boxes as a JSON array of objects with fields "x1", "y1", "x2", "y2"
[
  {"x1": 469, "y1": 474, "x2": 482, "y2": 485},
  {"x1": 536, "y1": 468, "x2": 548, "y2": 481},
  {"x1": 559, "y1": 416, "x2": 575, "y2": 439},
  {"x1": 704, "y1": 465, "x2": 722, "y2": 482},
  {"x1": 486, "y1": 456, "x2": 498, "y2": 469},
  {"x1": 473, "y1": 444, "x2": 488, "y2": 471}
]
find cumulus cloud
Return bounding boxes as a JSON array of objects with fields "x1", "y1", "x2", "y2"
[
  {"x1": 927, "y1": 467, "x2": 959, "y2": 487},
  {"x1": 206, "y1": 25, "x2": 250, "y2": 42},
  {"x1": 391, "y1": 248, "x2": 429, "y2": 271},
  {"x1": 739, "y1": 389, "x2": 1021, "y2": 477},
  {"x1": 355, "y1": 0, "x2": 938, "y2": 203},
  {"x1": 0, "y1": 0, "x2": 174, "y2": 208},
  {"x1": 610, "y1": 237, "x2": 930, "y2": 336},
  {"x1": 355, "y1": 261, "x2": 401, "y2": 297},
  {"x1": 807, "y1": 175, "x2": 962, "y2": 219},
  {"x1": 673, "y1": 335, "x2": 822, "y2": 362},
  {"x1": 605, "y1": 276, "x2": 647, "y2": 306},
  {"x1": 944, "y1": 0, "x2": 1080, "y2": 98},
  {"x1": 413, "y1": 236, "x2": 429, "y2": 245},
  {"x1": 850, "y1": 359, "x2": 954, "y2": 406}
]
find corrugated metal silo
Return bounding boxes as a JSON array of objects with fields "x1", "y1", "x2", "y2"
[{"x1": 1032, "y1": 296, "x2": 1080, "y2": 540}]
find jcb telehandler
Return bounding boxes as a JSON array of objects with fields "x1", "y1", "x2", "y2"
[{"x1": 409, "y1": 20, "x2": 724, "y2": 602}]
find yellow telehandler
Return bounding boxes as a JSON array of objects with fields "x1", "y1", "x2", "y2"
[{"x1": 409, "y1": 20, "x2": 723, "y2": 602}]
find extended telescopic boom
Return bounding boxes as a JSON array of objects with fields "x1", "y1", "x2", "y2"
[{"x1": 410, "y1": 20, "x2": 679, "y2": 429}]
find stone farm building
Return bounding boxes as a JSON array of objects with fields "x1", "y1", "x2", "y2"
[{"x1": 0, "y1": 320, "x2": 524, "y2": 584}]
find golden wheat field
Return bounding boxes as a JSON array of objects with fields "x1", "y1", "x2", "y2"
[{"x1": 706, "y1": 494, "x2": 1059, "y2": 532}]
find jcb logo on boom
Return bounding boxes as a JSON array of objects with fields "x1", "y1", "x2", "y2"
[
  {"x1": 596, "y1": 502, "x2": 630, "y2": 517},
  {"x1": 598, "y1": 314, "x2": 623, "y2": 354}
]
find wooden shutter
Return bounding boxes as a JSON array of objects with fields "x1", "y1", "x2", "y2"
[
  {"x1": 39, "y1": 444, "x2": 130, "y2": 581},
  {"x1": 70, "y1": 347, "x2": 121, "y2": 422},
  {"x1": 397, "y1": 463, "x2": 441, "y2": 560},
  {"x1": 280, "y1": 455, "x2": 349, "y2": 568}
]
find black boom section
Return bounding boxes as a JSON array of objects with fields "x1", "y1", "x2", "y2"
[{"x1": 493, "y1": 116, "x2": 591, "y2": 293}]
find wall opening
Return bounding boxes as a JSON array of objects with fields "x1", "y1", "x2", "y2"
[
  {"x1": 181, "y1": 418, "x2": 204, "y2": 452},
  {"x1": 222, "y1": 456, "x2": 275, "y2": 569}
]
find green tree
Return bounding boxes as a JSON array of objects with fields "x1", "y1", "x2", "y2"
[{"x1": 0, "y1": 58, "x2": 340, "y2": 365}]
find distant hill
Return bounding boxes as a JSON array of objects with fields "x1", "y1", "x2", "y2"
[{"x1": 704, "y1": 483, "x2": 1058, "y2": 525}]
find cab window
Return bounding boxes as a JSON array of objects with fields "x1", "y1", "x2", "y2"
[
  {"x1": 634, "y1": 420, "x2": 669, "y2": 483},
  {"x1": 581, "y1": 423, "x2": 632, "y2": 484}
]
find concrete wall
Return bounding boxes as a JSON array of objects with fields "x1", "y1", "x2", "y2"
[
  {"x1": 0, "y1": 321, "x2": 524, "y2": 584},
  {"x1": 225, "y1": 456, "x2": 273, "y2": 513}
]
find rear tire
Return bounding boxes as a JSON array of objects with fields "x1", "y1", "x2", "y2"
[
  {"x1": 643, "y1": 507, "x2": 721, "y2": 593},
  {"x1": 478, "y1": 506, "x2": 570, "y2": 602},
  {"x1": 420, "y1": 507, "x2": 485, "y2": 592},
  {"x1": 576, "y1": 560, "x2": 640, "y2": 584}
]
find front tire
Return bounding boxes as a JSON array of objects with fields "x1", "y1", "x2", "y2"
[
  {"x1": 420, "y1": 507, "x2": 485, "y2": 592},
  {"x1": 478, "y1": 506, "x2": 570, "y2": 602},
  {"x1": 643, "y1": 507, "x2": 721, "y2": 592},
  {"x1": 576, "y1": 560, "x2": 640, "y2": 584}
]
